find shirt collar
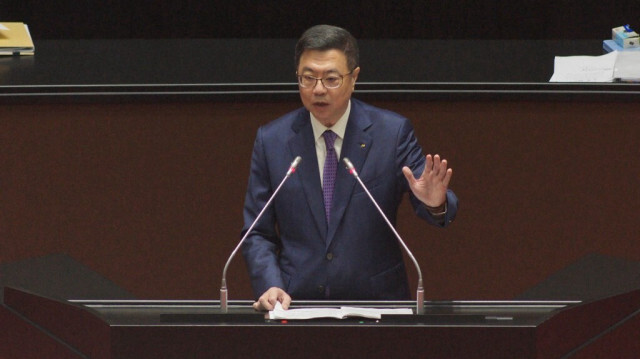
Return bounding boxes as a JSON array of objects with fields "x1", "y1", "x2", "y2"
[{"x1": 310, "y1": 100, "x2": 350, "y2": 141}]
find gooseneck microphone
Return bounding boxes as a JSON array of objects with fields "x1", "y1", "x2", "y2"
[
  {"x1": 342, "y1": 157, "x2": 425, "y2": 315},
  {"x1": 220, "y1": 156, "x2": 302, "y2": 313}
]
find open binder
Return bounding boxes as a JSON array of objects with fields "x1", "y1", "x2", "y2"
[{"x1": 0, "y1": 22, "x2": 35, "y2": 55}]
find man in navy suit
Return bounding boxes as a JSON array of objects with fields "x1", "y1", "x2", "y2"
[{"x1": 242, "y1": 25, "x2": 458, "y2": 311}]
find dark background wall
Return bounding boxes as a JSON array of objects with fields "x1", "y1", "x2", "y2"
[
  {"x1": 2, "y1": 0, "x2": 640, "y2": 40},
  {"x1": 1, "y1": 100, "x2": 639, "y2": 301}
]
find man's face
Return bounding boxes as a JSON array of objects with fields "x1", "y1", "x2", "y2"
[{"x1": 297, "y1": 49, "x2": 360, "y2": 127}]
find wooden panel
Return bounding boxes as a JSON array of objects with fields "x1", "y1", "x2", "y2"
[
  {"x1": 0, "y1": 305, "x2": 84, "y2": 359},
  {"x1": 1, "y1": 100, "x2": 639, "y2": 301}
]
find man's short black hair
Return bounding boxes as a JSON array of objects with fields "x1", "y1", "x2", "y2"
[{"x1": 295, "y1": 25, "x2": 359, "y2": 72}]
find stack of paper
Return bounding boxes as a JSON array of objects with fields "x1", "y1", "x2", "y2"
[
  {"x1": 268, "y1": 301, "x2": 413, "y2": 320},
  {"x1": 549, "y1": 51, "x2": 640, "y2": 82},
  {"x1": 0, "y1": 22, "x2": 35, "y2": 55},
  {"x1": 613, "y1": 52, "x2": 640, "y2": 82}
]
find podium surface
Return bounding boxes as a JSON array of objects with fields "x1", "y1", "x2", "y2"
[{"x1": 2, "y1": 287, "x2": 639, "y2": 358}]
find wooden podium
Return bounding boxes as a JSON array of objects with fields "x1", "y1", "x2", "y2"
[{"x1": 1, "y1": 286, "x2": 638, "y2": 358}]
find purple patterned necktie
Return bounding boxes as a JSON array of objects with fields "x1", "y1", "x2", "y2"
[{"x1": 322, "y1": 130, "x2": 338, "y2": 226}]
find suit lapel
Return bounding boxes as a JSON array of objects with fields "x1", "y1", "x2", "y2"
[
  {"x1": 288, "y1": 111, "x2": 327, "y2": 240},
  {"x1": 326, "y1": 101, "x2": 373, "y2": 247}
]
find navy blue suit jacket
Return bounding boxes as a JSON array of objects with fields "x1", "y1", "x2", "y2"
[{"x1": 241, "y1": 99, "x2": 458, "y2": 300}]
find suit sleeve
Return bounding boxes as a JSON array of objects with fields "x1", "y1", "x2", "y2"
[
  {"x1": 240, "y1": 126, "x2": 285, "y2": 298},
  {"x1": 395, "y1": 117, "x2": 458, "y2": 227}
]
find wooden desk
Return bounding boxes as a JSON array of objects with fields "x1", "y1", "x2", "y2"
[{"x1": 2, "y1": 287, "x2": 640, "y2": 358}]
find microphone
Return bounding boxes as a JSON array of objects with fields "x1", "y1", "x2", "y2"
[
  {"x1": 220, "y1": 156, "x2": 302, "y2": 313},
  {"x1": 342, "y1": 157, "x2": 425, "y2": 315}
]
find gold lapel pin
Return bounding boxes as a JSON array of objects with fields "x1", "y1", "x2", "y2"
[{"x1": 360, "y1": 143, "x2": 366, "y2": 148}]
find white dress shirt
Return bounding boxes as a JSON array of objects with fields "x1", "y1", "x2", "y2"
[{"x1": 310, "y1": 100, "x2": 351, "y2": 186}]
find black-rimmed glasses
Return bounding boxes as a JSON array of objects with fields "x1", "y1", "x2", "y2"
[{"x1": 296, "y1": 70, "x2": 354, "y2": 89}]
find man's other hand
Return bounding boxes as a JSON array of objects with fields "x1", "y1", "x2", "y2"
[{"x1": 253, "y1": 287, "x2": 292, "y2": 311}]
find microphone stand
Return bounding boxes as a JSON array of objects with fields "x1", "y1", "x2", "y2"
[
  {"x1": 220, "y1": 156, "x2": 301, "y2": 313},
  {"x1": 343, "y1": 158, "x2": 425, "y2": 315}
]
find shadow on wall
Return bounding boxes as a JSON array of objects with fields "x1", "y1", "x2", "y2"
[
  {"x1": 516, "y1": 253, "x2": 640, "y2": 301},
  {"x1": 2, "y1": 252, "x2": 639, "y2": 303},
  {"x1": 0, "y1": 253, "x2": 135, "y2": 303}
]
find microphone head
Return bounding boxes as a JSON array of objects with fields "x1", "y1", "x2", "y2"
[
  {"x1": 291, "y1": 156, "x2": 302, "y2": 169},
  {"x1": 287, "y1": 156, "x2": 302, "y2": 176},
  {"x1": 342, "y1": 157, "x2": 358, "y2": 177}
]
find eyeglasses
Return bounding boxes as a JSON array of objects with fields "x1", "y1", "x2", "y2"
[{"x1": 296, "y1": 70, "x2": 354, "y2": 89}]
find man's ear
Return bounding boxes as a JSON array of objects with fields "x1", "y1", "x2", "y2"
[{"x1": 351, "y1": 66, "x2": 361, "y2": 83}]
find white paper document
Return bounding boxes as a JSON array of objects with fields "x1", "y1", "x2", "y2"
[
  {"x1": 550, "y1": 51, "x2": 640, "y2": 82},
  {"x1": 268, "y1": 301, "x2": 413, "y2": 320},
  {"x1": 549, "y1": 51, "x2": 617, "y2": 82},
  {"x1": 613, "y1": 52, "x2": 640, "y2": 81}
]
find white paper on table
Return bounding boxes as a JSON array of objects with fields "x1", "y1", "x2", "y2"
[
  {"x1": 549, "y1": 51, "x2": 618, "y2": 82},
  {"x1": 268, "y1": 301, "x2": 413, "y2": 320},
  {"x1": 613, "y1": 51, "x2": 640, "y2": 81}
]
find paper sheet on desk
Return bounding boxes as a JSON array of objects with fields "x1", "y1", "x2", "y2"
[
  {"x1": 549, "y1": 51, "x2": 617, "y2": 82},
  {"x1": 268, "y1": 301, "x2": 413, "y2": 320},
  {"x1": 614, "y1": 52, "x2": 640, "y2": 81},
  {"x1": 550, "y1": 51, "x2": 640, "y2": 82}
]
